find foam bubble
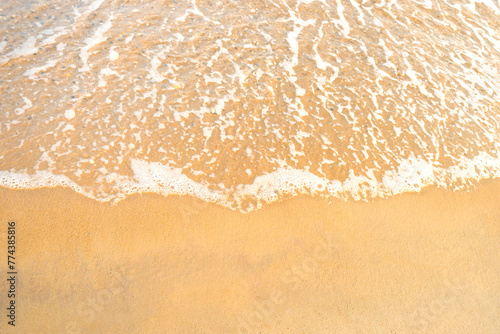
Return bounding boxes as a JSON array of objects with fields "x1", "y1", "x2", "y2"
[
  {"x1": 3, "y1": 152, "x2": 499, "y2": 212},
  {"x1": 64, "y1": 110, "x2": 75, "y2": 120},
  {"x1": 109, "y1": 47, "x2": 119, "y2": 61}
]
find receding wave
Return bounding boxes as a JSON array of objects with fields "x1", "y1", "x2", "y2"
[{"x1": 1, "y1": 0, "x2": 500, "y2": 211}]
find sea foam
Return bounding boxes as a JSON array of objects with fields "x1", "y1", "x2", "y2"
[{"x1": 1, "y1": 153, "x2": 499, "y2": 212}]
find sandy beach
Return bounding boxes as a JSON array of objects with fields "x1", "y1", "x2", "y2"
[
  {"x1": 2, "y1": 0, "x2": 500, "y2": 333},
  {"x1": 0, "y1": 179, "x2": 498, "y2": 333}
]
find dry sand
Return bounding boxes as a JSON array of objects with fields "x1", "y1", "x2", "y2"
[{"x1": 0, "y1": 180, "x2": 499, "y2": 333}]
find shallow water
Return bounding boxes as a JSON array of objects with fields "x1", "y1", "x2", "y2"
[{"x1": 1, "y1": 0, "x2": 500, "y2": 211}]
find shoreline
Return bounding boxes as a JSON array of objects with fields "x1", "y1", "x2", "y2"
[
  {"x1": 0, "y1": 178, "x2": 499, "y2": 333},
  {"x1": 2, "y1": 153, "x2": 500, "y2": 213}
]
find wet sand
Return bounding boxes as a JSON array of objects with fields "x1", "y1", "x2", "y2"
[{"x1": 0, "y1": 180, "x2": 499, "y2": 333}]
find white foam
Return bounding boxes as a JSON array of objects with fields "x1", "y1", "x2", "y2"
[
  {"x1": 334, "y1": 0, "x2": 350, "y2": 37},
  {"x1": 39, "y1": 27, "x2": 68, "y2": 47},
  {"x1": 64, "y1": 109, "x2": 76, "y2": 120},
  {"x1": 0, "y1": 41, "x2": 7, "y2": 53},
  {"x1": 0, "y1": 37, "x2": 38, "y2": 65},
  {"x1": 148, "y1": 56, "x2": 165, "y2": 82},
  {"x1": 24, "y1": 60, "x2": 58, "y2": 79},
  {"x1": 14, "y1": 97, "x2": 32, "y2": 115},
  {"x1": 1, "y1": 153, "x2": 499, "y2": 212},
  {"x1": 79, "y1": 19, "x2": 113, "y2": 72},
  {"x1": 109, "y1": 47, "x2": 119, "y2": 61}
]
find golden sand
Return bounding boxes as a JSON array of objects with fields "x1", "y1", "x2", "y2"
[{"x1": 0, "y1": 180, "x2": 499, "y2": 333}]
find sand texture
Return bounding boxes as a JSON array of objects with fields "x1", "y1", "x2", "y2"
[{"x1": 0, "y1": 179, "x2": 499, "y2": 333}]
